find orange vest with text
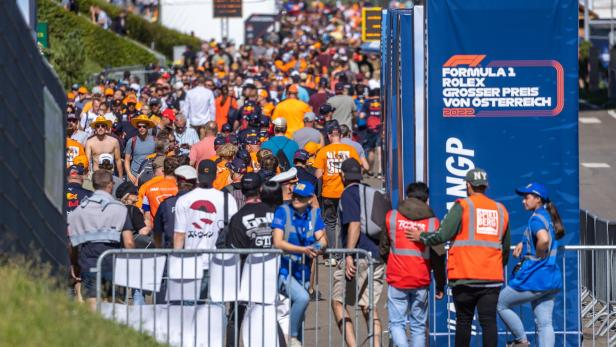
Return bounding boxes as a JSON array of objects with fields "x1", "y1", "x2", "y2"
[
  {"x1": 447, "y1": 194, "x2": 508, "y2": 282},
  {"x1": 385, "y1": 210, "x2": 439, "y2": 289}
]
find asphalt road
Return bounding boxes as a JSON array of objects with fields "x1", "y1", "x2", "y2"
[{"x1": 579, "y1": 110, "x2": 616, "y2": 220}]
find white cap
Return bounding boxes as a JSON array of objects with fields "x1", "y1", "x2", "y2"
[
  {"x1": 174, "y1": 165, "x2": 197, "y2": 180},
  {"x1": 174, "y1": 81, "x2": 184, "y2": 90},
  {"x1": 130, "y1": 83, "x2": 140, "y2": 91},
  {"x1": 99, "y1": 153, "x2": 114, "y2": 165},
  {"x1": 270, "y1": 167, "x2": 297, "y2": 183},
  {"x1": 272, "y1": 117, "x2": 287, "y2": 128}
]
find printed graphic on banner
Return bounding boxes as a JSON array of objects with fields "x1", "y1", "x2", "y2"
[{"x1": 440, "y1": 55, "x2": 563, "y2": 117}]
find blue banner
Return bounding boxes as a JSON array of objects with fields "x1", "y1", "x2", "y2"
[{"x1": 426, "y1": 1, "x2": 579, "y2": 346}]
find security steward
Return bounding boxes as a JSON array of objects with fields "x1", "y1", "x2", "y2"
[
  {"x1": 67, "y1": 170, "x2": 135, "y2": 311},
  {"x1": 407, "y1": 168, "x2": 510, "y2": 347}
]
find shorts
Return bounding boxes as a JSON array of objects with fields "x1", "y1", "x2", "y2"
[
  {"x1": 81, "y1": 271, "x2": 114, "y2": 299},
  {"x1": 362, "y1": 131, "x2": 380, "y2": 151},
  {"x1": 332, "y1": 259, "x2": 385, "y2": 307}
]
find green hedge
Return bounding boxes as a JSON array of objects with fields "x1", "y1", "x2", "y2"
[
  {"x1": 38, "y1": 0, "x2": 157, "y2": 70},
  {"x1": 75, "y1": 0, "x2": 202, "y2": 60}
]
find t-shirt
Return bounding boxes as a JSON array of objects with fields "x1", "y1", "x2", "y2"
[
  {"x1": 327, "y1": 95, "x2": 356, "y2": 130},
  {"x1": 312, "y1": 143, "x2": 359, "y2": 199},
  {"x1": 174, "y1": 188, "x2": 238, "y2": 268},
  {"x1": 341, "y1": 138, "x2": 366, "y2": 159},
  {"x1": 65, "y1": 182, "x2": 92, "y2": 215},
  {"x1": 308, "y1": 92, "x2": 331, "y2": 114},
  {"x1": 340, "y1": 185, "x2": 380, "y2": 260},
  {"x1": 271, "y1": 98, "x2": 311, "y2": 136},
  {"x1": 127, "y1": 205, "x2": 146, "y2": 233},
  {"x1": 154, "y1": 191, "x2": 188, "y2": 249},
  {"x1": 137, "y1": 175, "x2": 163, "y2": 208},
  {"x1": 292, "y1": 127, "x2": 322, "y2": 149},
  {"x1": 226, "y1": 202, "x2": 275, "y2": 249},
  {"x1": 125, "y1": 135, "x2": 155, "y2": 175},
  {"x1": 189, "y1": 136, "x2": 216, "y2": 168},
  {"x1": 262, "y1": 136, "x2": 300, "y2": 169},
  {"x1": 142, "y1": 177, "x2": 178, "y2": 218},
  {"x1": 66, "y1": 138, "x2": 86, "y2": 167}
]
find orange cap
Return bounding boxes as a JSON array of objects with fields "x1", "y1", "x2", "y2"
[
  {"x1": 78, "y1": 86, "x2": 88, "y2": 94},
  {"x1": 104, "y1": 88, "x2": 114, "y2": 96},
  {"x1": 288, "y1": 84, "x2": 299, "y2": 93}
]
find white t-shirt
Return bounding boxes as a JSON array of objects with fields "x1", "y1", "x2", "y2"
[
  {"x1": 182, "y1": 86, "x2": 216, "y2": 127},
  {"x1": 174, "y1": 187, "x2": 238, "y2": 268}
]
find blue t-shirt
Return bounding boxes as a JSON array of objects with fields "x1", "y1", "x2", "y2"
[
  {"x1": 124, "y1": 135, "x2": 155, "y2": 175},
  {"x1": 262, "y1": 136, "x2": 299, "y2": 168},
  {"x1": 340, "y1": 185, "x2": 381, "y2": 261},
  {"x1": 272, "y1": 204, "x2": 325, "y2": 282}
]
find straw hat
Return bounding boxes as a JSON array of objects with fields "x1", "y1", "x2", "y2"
[
  {"x1": 130, "y1": 114, "x2": 155, "y2": 128},
  {"x1": 90, "y1": 116, "x2": 112, "y2": 129}
]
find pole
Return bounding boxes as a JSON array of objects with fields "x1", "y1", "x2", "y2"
[
  {"x1": 584, "y1": 0, "x2": 590, "y2": 41},
  {"x1": 611, "y1": 0, "x2": 614, "y2": 48}
]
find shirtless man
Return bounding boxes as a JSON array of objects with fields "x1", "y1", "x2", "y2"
[{"x1": 85, "y1": 116, "x2": 124, "y2": 178}]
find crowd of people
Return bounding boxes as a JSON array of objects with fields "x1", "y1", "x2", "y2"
[{"x1": 63, "y1": 2, "x2": 566, "y2": 347}]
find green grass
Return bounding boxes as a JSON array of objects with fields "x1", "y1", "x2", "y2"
[{"x1": 0, "y1": 261, "x2": 164, "y2": 347}]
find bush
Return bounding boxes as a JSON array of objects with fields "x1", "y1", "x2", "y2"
[
  {"x1": 75, "y1": 0, "x2": 202, "y2": 60},
  {"x1": 37, "y1": 0, "x2": 157, "y2": 87}
]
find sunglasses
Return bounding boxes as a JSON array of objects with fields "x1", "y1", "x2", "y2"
[
  {"x1": 96, "y1": 124, "x2": 108, "y2": 129},
  {"x1": 137, "y1": 124, "x2": 148, "y2": 129},
  {"x1": 67, "y1": 119, "x2": 78, "y2": 123}
]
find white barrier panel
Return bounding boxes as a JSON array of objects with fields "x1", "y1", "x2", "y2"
[
  {"x1": 168, "y1": 255, "x2": 203, "y2": 280},
  {"x1": 194, "y1": 304, "x2": 226, "y2": 347},
  {"x1": 209, "y1": 253, "x2": 241, "y2": 302},
  {"x1": 113, "y1": 256, "x2": 166, "y2": 291},
  {"x1": 242, "y1": 304, "x2": 281, "y2": 347},
  {"x1": 166, "y1": 279, "x2": 202, "y2": 301},
  {"x1": 239, "y1": 253, "x2": 279, "y2": 304}
]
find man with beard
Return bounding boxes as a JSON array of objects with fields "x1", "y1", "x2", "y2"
[
  {"x1": 67, "y1": 113, "x2": 88, "y2": 146},
  {"x1": 124, "y1": 115, "x2": 156, "y2": 185},
  {"x1": 85, "y1": 116, "x2": 124, "y2": 177}
]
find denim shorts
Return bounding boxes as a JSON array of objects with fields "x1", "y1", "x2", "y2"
[{"x1": 81, "y1": 271, "x2": 114, "y2": 299}]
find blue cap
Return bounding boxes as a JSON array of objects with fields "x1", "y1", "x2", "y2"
[
  {"x1": 293, "y1": 181, "x2": 315, "y2": 197},
  {"x1": 515, "y1": 183, "x2": 549, "y2": 201}
]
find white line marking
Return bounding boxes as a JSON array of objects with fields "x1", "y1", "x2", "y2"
[
  {"x1": 608, "y1": 110, "x2": 616, "y2": 120},
  {"x1": 581, "y1": 162, "x2": 611, "y2": 168},
  {"x1": 579, "y1": 117, "x2": 601, "y2": 124}
]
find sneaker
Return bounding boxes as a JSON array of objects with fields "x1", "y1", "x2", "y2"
[
  {"x1": 506, "y1": 340, "x2": 530, "y2": 347},
  {"x1": 289, "y1": 337, "x2": 302, "y2": 347},
  {"x1": 323, "y1": 258, "x2": 337, "y2": 267},
  {"x1": 308, "y1": 289, "x2": 323, "y2": 301}
]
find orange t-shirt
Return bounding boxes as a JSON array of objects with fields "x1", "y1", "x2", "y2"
[
  {"x1": 212, "y1": 157, "x2": 231, "y2": 190},
  {"x1": 66, "y1": 138, "x2": 85, "y2": 167},
  {"x1": 137, "y1": 175, "x2": 163, "y2": 208},
  {"x1": 272, "y1": 98, "x2": 311, "y2": 137},
  {"x1": 312, "y1": 143, "x2": 359, "y2": 199},
  {"x1": 215, "y1": 96, "x2": 238, "y2": 130},
  {"x1": 143, "y1": 177, "x2": 178, "y2": 218}
]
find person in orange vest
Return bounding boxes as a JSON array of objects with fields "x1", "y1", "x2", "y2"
[
  {"x1": 407, "y1": 168, "x2": 510, "y2": 347},
  {"x1": 381, "y1": 182, "x2": 446, "y2": 347}
]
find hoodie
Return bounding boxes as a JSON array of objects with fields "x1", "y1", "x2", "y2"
[{"x1": 380, "y1": 198, "x2": 447, "y2": 293}]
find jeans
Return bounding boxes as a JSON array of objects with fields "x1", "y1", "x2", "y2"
[
  {"x1": 497, "y1": 286, "x2": 557, "y2": 347},
  {"x1": 280, "y1": 275, "x2": 310, "y2": 339},
  {"x1": 452, "y1": 285, "x2": 500, "y2": 347},
  {"x1": 322, "y1": 198, "x2": 340, "y2": 249},
  {"x1": 387, "y1": 286, "x2": 428, "y2": 347}
]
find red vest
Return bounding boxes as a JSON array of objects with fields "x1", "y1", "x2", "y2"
[
  {"x1": 448, "y1": 194, "x2": 508, "y2": 282},
  {"x1": 385, "y1": 210, "x2": 439, "y2": 289}
]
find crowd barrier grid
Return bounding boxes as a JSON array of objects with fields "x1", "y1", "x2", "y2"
[{"x1": 94, "y1": 248, "x2": 377, "y2": 347}]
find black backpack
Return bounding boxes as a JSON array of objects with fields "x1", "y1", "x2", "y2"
[{"x1": 273, "y1": 138, "x2": 292, "y2": 172}]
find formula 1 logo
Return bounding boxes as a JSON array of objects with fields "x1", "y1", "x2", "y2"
[{"x1": 440, "y1": 54, "x2": 564, "y2": 118}]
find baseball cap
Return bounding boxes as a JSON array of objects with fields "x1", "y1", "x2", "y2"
[
  {"x1": 214, "y1": 136, "x2": 226, "y2": 147},
  {"x1": 326, "y1": 120, "x2": 341, "y2": 134},
  {"x1": 464, "y1": 168, "x2": 488, "y2": 187},
  {"x1": 245, "y1": 134, "x2": 260, "y2": 145},
  {"x1": 270, "y1": 167, "x2": 298, "y2": 183},
  {"x1": 198, "y1": 159, "x2": 217, "y2": 184},
  {"x1": 272, "y1": 117, "x2": 287, "y2": 128},
  {"x1": 162, "y1": 108, "x2": 176, "y2": 121},
  {"x1": 294, "y1": 149, "x2": 310, "y2": 163},
  {"x1": 303, "y1": 112, "x2": 316, "y2": 122},
  {"x1": 319, "y1": 103, "x2": 335, "y2": 115},
  {"x1": 78, "y1": 86, "x2": 88, "y2": 94},
  {"x1": 259, "y1": 116, "x2": 270, "y2": 127},
  {"x1": 174, "y1": 81, "x2": 184, "y2": 90},
  {"x1": 288, "y1": 84, "x2": 299, "y2": 93},
  {"x1": 293, "y1": 181, "x2": 315, "y2": 197},
  {"x1": 227, "y1": 158, "x2": 247, "y2": 175},
  {"x1": 221, "y1": 123, "x2": 233, "y2": 132},
  {"x1": 67, "y1": 113, "x2": 78, "y2": 121},
  {"x1": 515, "y1": 182, "x2": 549, "y2": 201},
  {"x1": 66, "y1": 164, "x2": 84, "y2": 176},
  {"x1": 241, "y1": 172, "x2": 263, "y2": 191},
  {"x1": 341, "y1": 158, "x2": 362, "y2": 181},
  {"x1": 104, "y1": 88, "x2": 114, "y2": 96},
  {"x1": 98, "y1": 153, "x2": 114, "y2": 165},
  {"x1": 149, "y1": 97, "x2": 161, "y2": 106},
  {"x1": 175, "y1": 165, "x2": 197, "y2": 180},
  {"x1": 335, "y1": 82, "x2": 345, "y2": 91},
  {"x1": 115, "y1": 181, "x2": 138, "y2": 200}
]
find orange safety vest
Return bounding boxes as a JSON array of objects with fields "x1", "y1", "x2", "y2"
[
  {"x1": 447, "y1": 194, "x2": 508, "y2": 282},
  {"x1": 385, "y1": 210, "x2": 439, "y2": 289}
]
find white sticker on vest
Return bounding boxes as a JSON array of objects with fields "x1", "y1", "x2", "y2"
[{"x1": 476, "y1": 208, "x2": 498, "y2": 235}]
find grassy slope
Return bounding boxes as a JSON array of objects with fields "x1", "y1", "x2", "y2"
[{"x1": 0, "y1": 263, "x2": 163, "y2": 347}]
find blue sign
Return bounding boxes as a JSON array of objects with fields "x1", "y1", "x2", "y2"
[{"x1": 426, "y1": 0, "x2": 579, "y2": 346}]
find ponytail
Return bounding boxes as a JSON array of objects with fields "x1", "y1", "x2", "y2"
[{"x1": 545, "y1": 200, "x2": 565, "y2": 240}]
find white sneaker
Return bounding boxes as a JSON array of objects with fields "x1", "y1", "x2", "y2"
[
  {"x1": 323, "y1": 258, "x2": 337, "y2": 267},
  {"x1": 289, "y1": 337, "x2": 303, "y2": 347}
]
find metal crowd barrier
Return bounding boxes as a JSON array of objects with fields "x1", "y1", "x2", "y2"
[{"x1": 94, "y1": 248, "x2": 377, "y2": 347}]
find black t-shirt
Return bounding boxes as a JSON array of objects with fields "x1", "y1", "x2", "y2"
[
  {"x1": 127, "y1": 205, "x2": 146, "y2": 233},
  {"x1": 226, "y1": 202, "x2": 275, "y2": 249}
]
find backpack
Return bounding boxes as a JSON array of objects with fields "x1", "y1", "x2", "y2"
[
  {"x1": 273, "y1": 138, "x2": 292, "y2": 172},
  {"x1": 341, "y1": 183, "x2": 391, "y2": 239}
]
